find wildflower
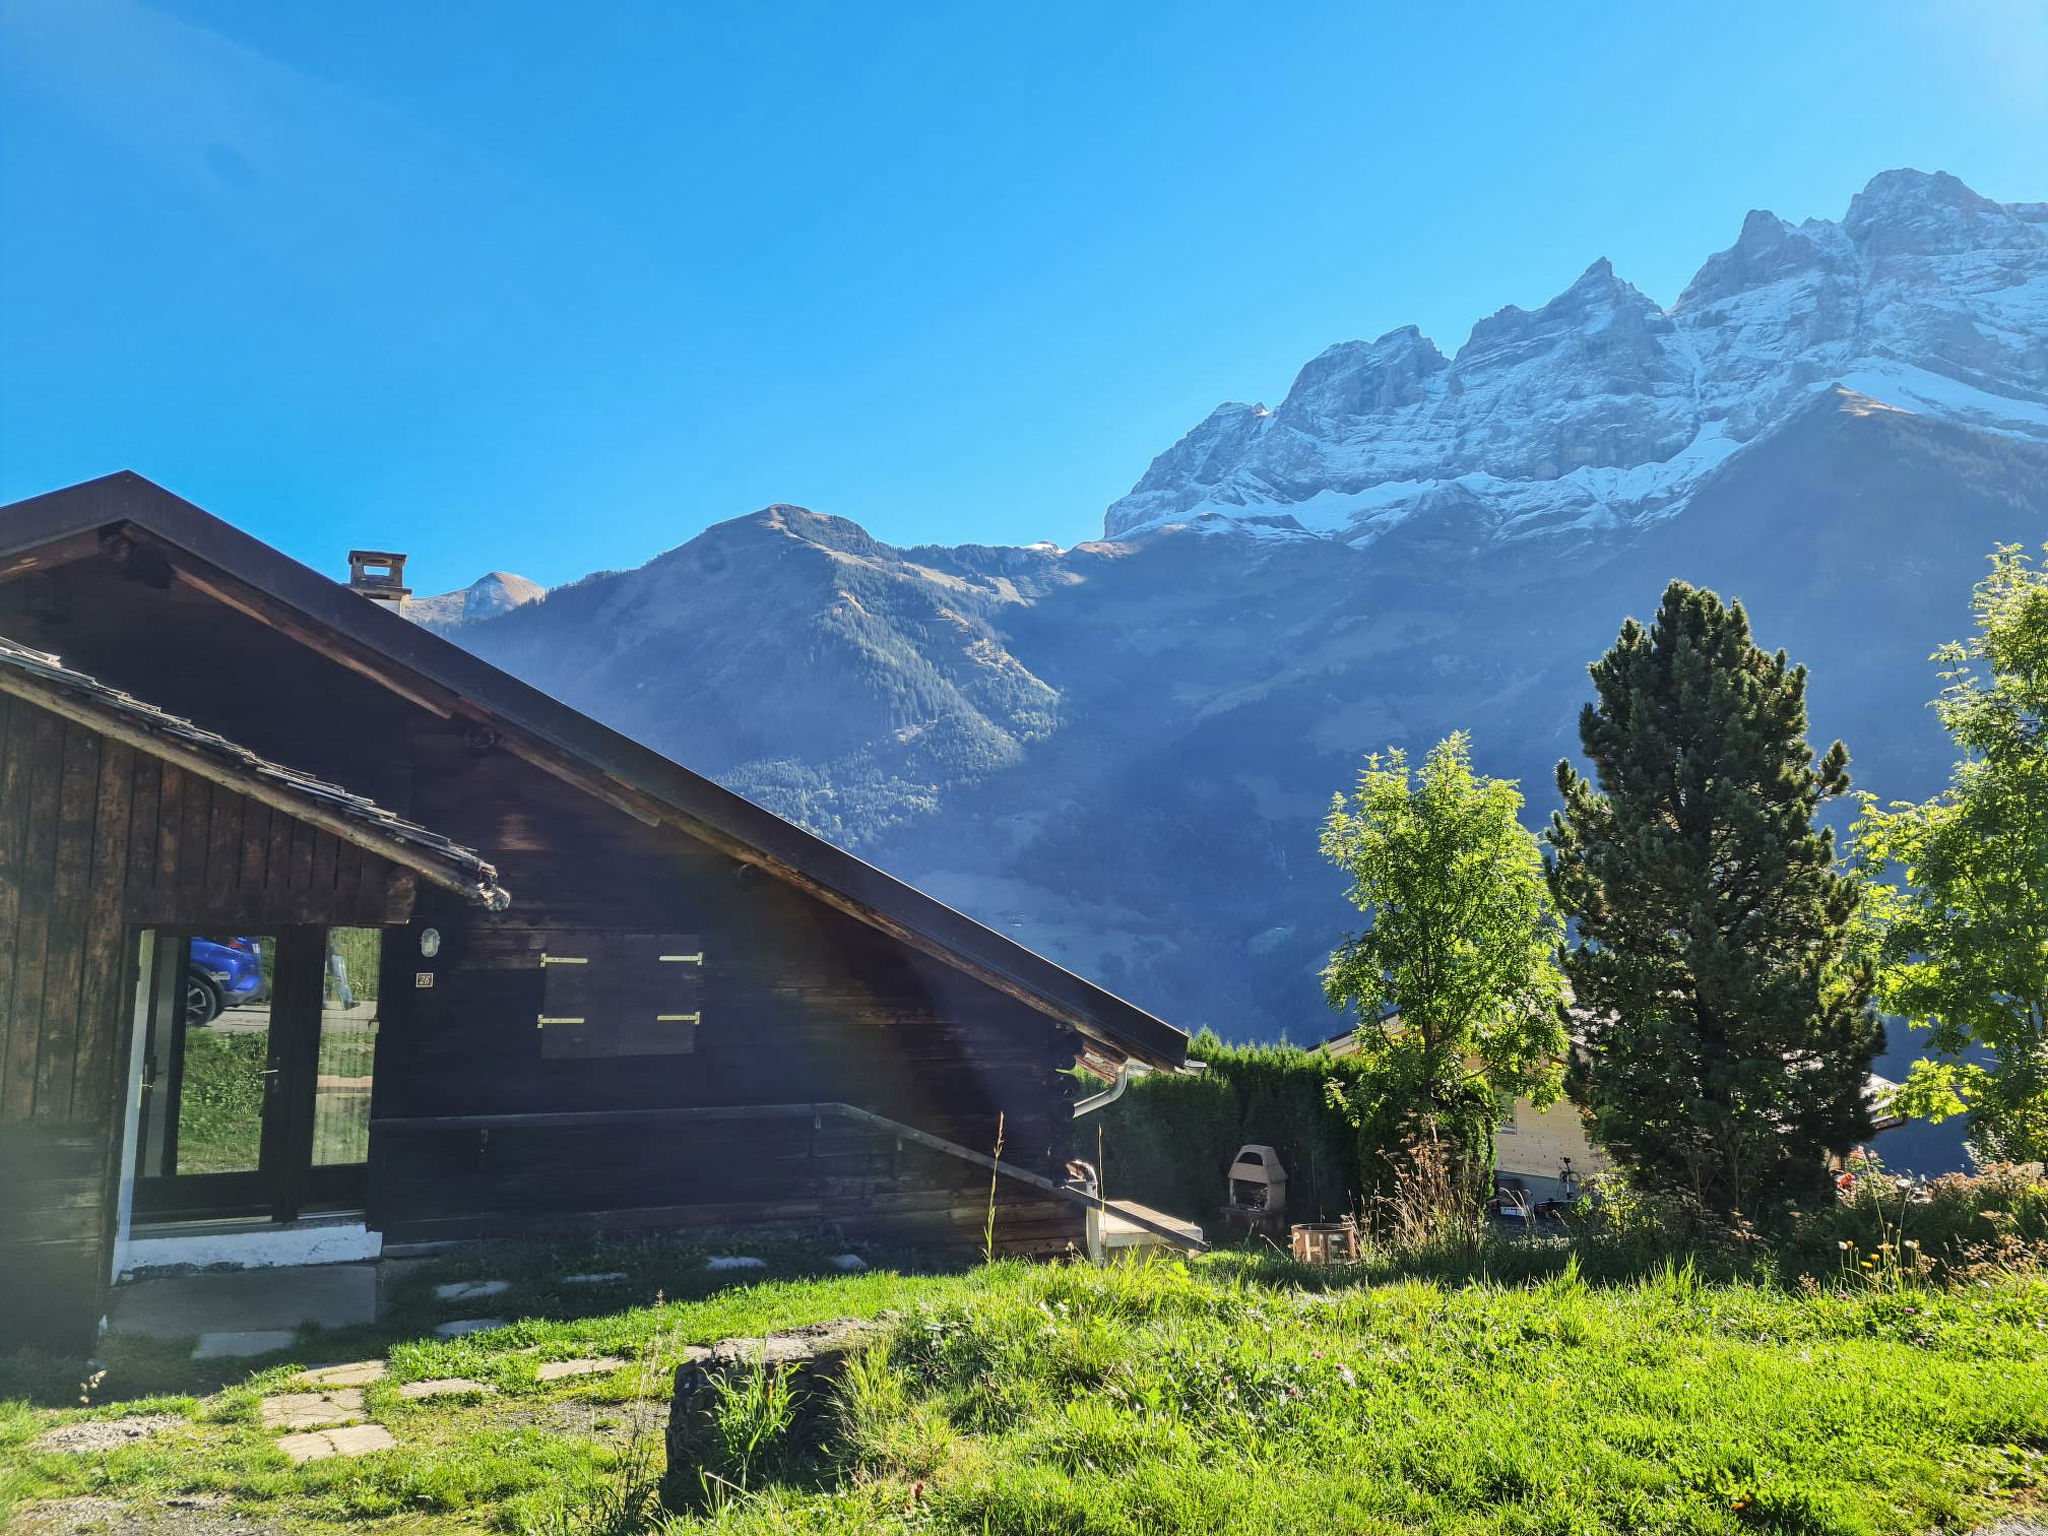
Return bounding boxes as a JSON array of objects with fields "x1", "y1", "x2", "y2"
[{"x1": 1838, "y1": 1240, "x2": 1852, "y2": 1250}]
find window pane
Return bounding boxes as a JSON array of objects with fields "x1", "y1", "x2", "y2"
[
  {"x1": 175, "y1": 935, "x2": 275, "y2": 1175},
  {"x1": 312, "y1": 927, "x2": 380, "y2": 1166}
]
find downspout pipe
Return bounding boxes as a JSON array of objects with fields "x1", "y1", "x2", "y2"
[{"x1": 1074, "y1": 1059, "x2": 1145, "y2": 1117}]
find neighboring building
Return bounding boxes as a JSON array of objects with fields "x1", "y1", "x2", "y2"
[
  {"x1": 0, "y1": 474, "x2": 1192, "y2": 1352},
  {"x1": 1492, "y1": 1095, "x2": 1609, "y2": 1200}
]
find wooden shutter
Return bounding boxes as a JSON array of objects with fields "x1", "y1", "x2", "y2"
[
  {"x1": 538, "y1": 935, "x2": 609, "y2": 1060},
  {"x1": 536, "y1": 932, "x2": 700, "y2": 1059},
  {"x1": 617, "y1": 933, "x2": 700, "y2": 1056}
]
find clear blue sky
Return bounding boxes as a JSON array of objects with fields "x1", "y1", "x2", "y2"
[{"x1": 3, "y1": 2, "x2": 2043, "y2": 591}]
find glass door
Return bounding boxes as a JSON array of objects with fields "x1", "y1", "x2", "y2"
[
  {"x1": 132, "y1": 925, "x2": 381, "y2": 1224},
  {"x1": 308, "y1": 927, "x2": 381, "y2": 1205}
]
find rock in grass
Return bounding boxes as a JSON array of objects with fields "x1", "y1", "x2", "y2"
[
  {"x1": 433, "y1": 1317, "x2": 509, "y2": 1339},
  {"x1": 295, "y1": 1360, "x2": 387, "y2": 1387},
  {"x1": 260, "y1": 1390, "x2": 364, "y2": 1430},
  {"x1": 705, "y1": 1256, "x2": 767, "y2": 1272},
  {"x1": 666, "y1": 1319, "x2": 883, "y2": 1473},
  {"x1": 536, "y1": 1356, "x2": 630, "y2": 1382},
  {"x1": 433, "y1": 1279, "x2": 510, "y2": 1301},
  {"x1": 396, "y1": 1377, "x2": 493, "y2": 1400},
  {"x1": 829, "y1": 1253, "x2": 867, "y2": 1271},
  {"x1": 277, "y1": 1423, "x2": 397, "y2": 1463}
]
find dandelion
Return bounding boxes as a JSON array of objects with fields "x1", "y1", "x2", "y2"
[{"x1": 1838, "y1": 1240, "x2": 1853, "y2": 1250}]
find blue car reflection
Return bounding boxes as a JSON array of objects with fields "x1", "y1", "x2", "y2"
[{"x1": 186, "y1": 936, "x2": 265, "y2": 1026}]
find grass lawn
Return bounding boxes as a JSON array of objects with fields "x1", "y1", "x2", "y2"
[{"x1": 1, "y1": 1239, "x2": 2041, "y2": 1535}]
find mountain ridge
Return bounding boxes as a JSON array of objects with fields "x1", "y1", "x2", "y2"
[
  {"x1": 437, "y1": 171, "x2": 2048, "y2": 1170},
  {"x1": 1103, "y1": 169, "x2": 2047, "y2": 549}
]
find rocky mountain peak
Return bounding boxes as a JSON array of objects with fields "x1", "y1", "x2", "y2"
[
  {"x1": 1103, "y1": 169, "x2": 2047, "y2": 544},
  {"x1": 406, "y1": 569, "x2": 545, "y2": 630}
]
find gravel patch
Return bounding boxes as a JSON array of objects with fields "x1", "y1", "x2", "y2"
[{"x1": 31, "y1": 1414, "x2": 185, "y2": 1454}]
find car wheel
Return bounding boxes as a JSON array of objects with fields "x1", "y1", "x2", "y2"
[{"x1": 185, "y1": 973, "x2": 224, "y2": 1028}]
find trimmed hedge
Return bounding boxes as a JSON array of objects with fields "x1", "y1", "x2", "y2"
[{"x1": 1087, "y1": 1031, "x2": 1380, "y2": 1224}]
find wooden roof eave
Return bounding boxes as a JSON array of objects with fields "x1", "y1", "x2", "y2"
[{"x1": 0, "y1": 651, "x2": 509, "y2": 913}]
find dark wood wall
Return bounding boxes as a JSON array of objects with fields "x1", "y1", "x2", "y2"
[
  {"x1": 0, "y1": 686, "x2": 409, "y2": 1350},
  {"x1": 2, "y1": 551, "x2": 1089, "y2": 1277}
]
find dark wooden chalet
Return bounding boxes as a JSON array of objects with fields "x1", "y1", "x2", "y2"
[{"x1": 0, "y1": 473, "x2": 1191, "y2": 1351}]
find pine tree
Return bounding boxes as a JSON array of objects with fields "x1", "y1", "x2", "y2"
[{"x1": 1546, "y1": 580, "x2": 1882, "y2": 1216}]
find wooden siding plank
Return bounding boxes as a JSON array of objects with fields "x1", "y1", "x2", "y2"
[
  {"x1": 174, "y1": 773, "x2": 212, "y2": 915},
  {"x1": 72, "y1": 737, "x2": 136, "y2": 1122},
  {"x1": 33, "y1": 723, "x2": 101, "y2": 1120},
  {"x1": 309, "y1": 829, "x2": 338, "y2": 905},
  {"x1": 0, "y1": 696, "x2": 26, "y2": 1115},
  {"x1": 287, "y1": 818, "x2": 316, "y2": 896},
  {"x1": 333, "y1": 843, "x2": 363, "y2": 917},
  {"x1": 3, "y1": 711, "x2": 65, "y2": 1121},
  {"x1": 204, "y1": 786, "x2": 244, "y2": 914},
  {"x1": 264, "y1": 805, "x2": 294, "y2": 908},
  {"x1": 153, "y1": 763, "x2": 185, "y2": 898},
  {"x1": 122, "y1": 756, "x2": 161, "y2": 917},
  {"x1": 238, "y1": 800, "x2": 271, "y2": 894}
]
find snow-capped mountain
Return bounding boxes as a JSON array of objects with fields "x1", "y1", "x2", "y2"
[
  {"x1": 1105, "y1": 170, "x2": 2048, "y2": 546},
  {"x1": 445, "y1": 168, "x2": 2048, "y2": 1171}
]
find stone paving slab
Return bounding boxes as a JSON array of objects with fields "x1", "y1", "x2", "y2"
[
  {"x1": 705, "y1": 1256, "x2": 766, "y2": 1271},
  {"x1": 562, "y1": 1271, "x2": 629, "y2": 1284},
  {"x1": 829, "y1": 1253, "x2": 867, "y2": 1271},
  {"x1": 535, "y1": 1355, "x2": 629, "y2": 1382},
  {"x1": 277, "y1": 1423, "x2": 396, "y2": 1464},
  {"x1": 396, "y1": 1377, "x2": 493, "y2": 1400},
  {"x1": 295, "y1": 1360, "x2": 386, "y2": 1387},
  {"x1": 433, "y1": 1317, "x2": 509, "y2": 1339},
  {"x1": 192, "y1": 1329, "x2": 296, "y2": 1360},
  {"x1": 433, "y1": 1279, "x2": 510, "y2": 1301},
  {"x1": 260, "y1": 1390, "x2": 364, "y2": 1430}
]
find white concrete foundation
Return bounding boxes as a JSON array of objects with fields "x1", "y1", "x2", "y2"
[{"x1": 119, "y1": 1221, "x2": 381, "y2": 1278}]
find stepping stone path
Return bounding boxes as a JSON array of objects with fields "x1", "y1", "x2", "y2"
[
  {"x1": 434, "y1": 1317, "x2": 509, "y2": 1339},
  {"x1": 260, "y1": 1390, "x2": 364, "y2": 1430},
  {"x1": 295, "y1": 1360, "x2": 386, "y2": 1387},
  {"x1": 563, "y1": 1272, "x2": 629, "y2": 1284},
  {"x1": 433, "y1": 1279, "x2": 510, "y2": 1301},
  {"x1": 705, "y1": 1256, "x2": 766, "y2": 1271},
  {"x1": 397, "y1": 1377, "x2": 492, "y2": 1400},
  {"x1": 830, "y1": 1253, "x2": 867, "y2": 1271},
  {"x1": 277, "y1": 1424, "x2": 397, "y2": 1464},
  {"x1": 193, "y1": 1329, "x2": 296, "y2": 1360},
  {"x1": 536, "y1": 1356, "x2": 628, "y2": 1382}
]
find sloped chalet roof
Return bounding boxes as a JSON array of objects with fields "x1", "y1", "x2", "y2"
[
  {"x1": 0, "y1": 473, "x2": 1188, "y2": 1071},
  {"x1": 0, "y1": 633, "x2": 511, "y2": 911}
]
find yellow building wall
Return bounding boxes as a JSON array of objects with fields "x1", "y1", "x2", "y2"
[{"x1": 1494, "y1": 1097, "x2": 1609, "y2": 1195}]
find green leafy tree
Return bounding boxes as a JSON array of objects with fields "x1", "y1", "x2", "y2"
[
  {"x1": 1546, "y1": 580, "x2": 1882, "y2": 1215},
  {"x1": 1320, "y1": 732, "x2": 1570, "y2": 1194},
  {"x1": 1853, "y1": 544, "x2": 2048, "y2": 1163}
]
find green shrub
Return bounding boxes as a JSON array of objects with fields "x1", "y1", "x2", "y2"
[{"x1": 1089, "y1": 1031, "x2": 1391, "y2": 1222}]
